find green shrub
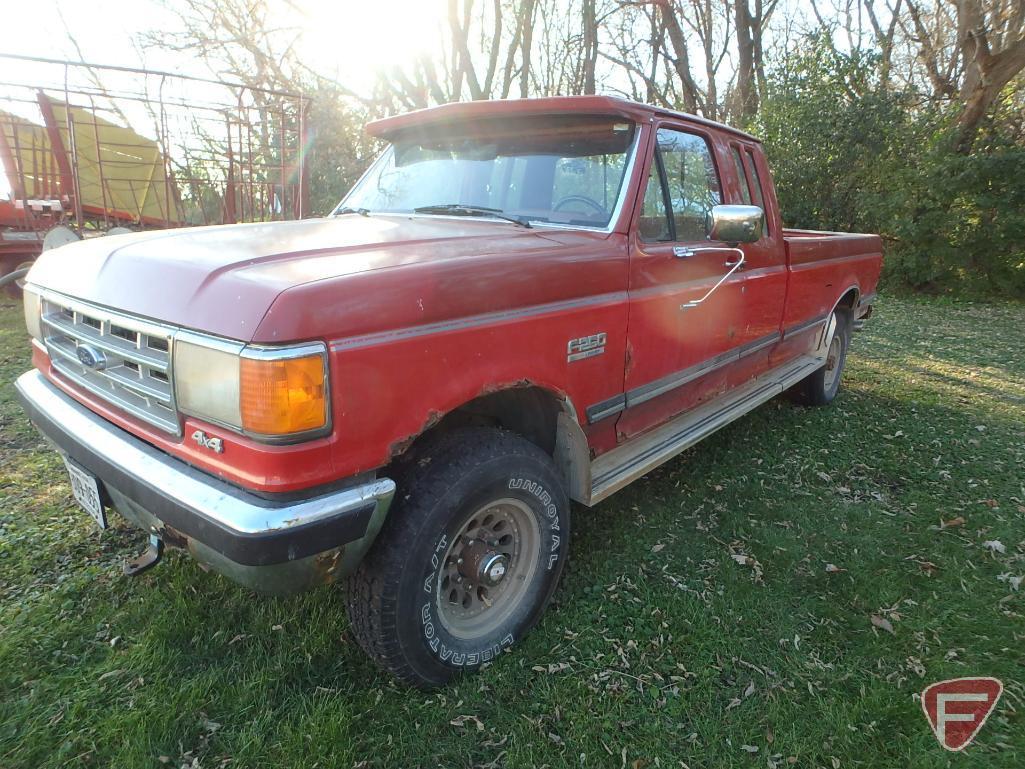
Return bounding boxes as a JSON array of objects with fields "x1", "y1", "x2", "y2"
[{"x1": 754, "y1": 37, "x2": 1025, "y2": 297}]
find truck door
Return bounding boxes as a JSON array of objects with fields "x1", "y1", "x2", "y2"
[{"x1": 617, "y1": 123, "x2": 746, "y2": 442}]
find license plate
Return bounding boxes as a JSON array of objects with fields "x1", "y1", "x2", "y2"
[{"x1": 62, "y1": 457, "x2": 107, "y2": 529}]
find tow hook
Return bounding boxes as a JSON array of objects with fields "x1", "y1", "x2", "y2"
[{"x1": 124, "y1": 534, "x2": 164, "y2": 576}]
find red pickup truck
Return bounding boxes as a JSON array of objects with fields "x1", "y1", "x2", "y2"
[{"x1": 15, "y1": 96, "x2": 881, "y2": 687}]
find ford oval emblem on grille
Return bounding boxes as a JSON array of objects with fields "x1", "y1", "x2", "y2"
[{"x1": 76, "y1": 344, "x2": 107, "y2": 371}]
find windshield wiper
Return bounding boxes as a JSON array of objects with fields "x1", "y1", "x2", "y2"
[
  {"x1": 334, "y1": 206, "x2": 370, "y2": 217},
  {"x1": 412, "y1": 203, "x2": 532, "y2": 229}
]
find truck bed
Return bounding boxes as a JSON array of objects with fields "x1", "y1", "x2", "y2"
[{"x1": 781, "y1": 228, "x2": 883, "y2": 332}]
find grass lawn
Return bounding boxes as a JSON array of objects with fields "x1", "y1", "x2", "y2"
[{"x1": 1, "y1": 293, "x2": 1023, "y2": 768}]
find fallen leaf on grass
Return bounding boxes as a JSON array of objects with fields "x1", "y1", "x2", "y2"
[
  {"x1": 940, "y1": 516, "x2": 965, "y2": 529},
  {"x1": 982, "y1": 540, "x2": 1006, "y2": 554},
  {"x1": 651, "y1": 543, "x2": 665, "y2": 553},
  {"x1": 741, "y1": 744, "x2": 759, "y2": 753},
  {"x1": 870, "y1": 615, "x2": 895, "y2": 634},
  {"x1": 997, "y1": 573, "x2": 1023, "y2": 591},
  {"x1": 824, "y1": 563, "x2": 846, "y2": 574},
  {"x1": 729, "y1": 551, "x2": 764, "y2": 583},
  {"x1": 450, "y1": 714, "x2": 484, "y2": 731}
]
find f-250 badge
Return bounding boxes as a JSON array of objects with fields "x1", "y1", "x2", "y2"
[{"x1": 567, "y1": 332, "x2": 606, "y2": 362}]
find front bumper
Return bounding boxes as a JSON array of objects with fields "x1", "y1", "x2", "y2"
[{"x1": 15, "y1": 369, "x2": 395, "y2": 595}]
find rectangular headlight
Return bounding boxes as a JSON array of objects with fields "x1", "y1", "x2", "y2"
[
  {"x1": 174, "y1": 334, "x2": 329, "y2": 441},
  {"x1": 174, "y1": 333, "x2": 243, "y2": 429},
  {"x1": 23, "y1": 286, "x2": 42, "y2": 341}
]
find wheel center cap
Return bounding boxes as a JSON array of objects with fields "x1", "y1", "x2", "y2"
[
  {"x1": 458, "y1": 539, "x2": 510, "y2": 587},
  {"x1": 479, "y1": 552, "x2": 508, "y2": 586}
]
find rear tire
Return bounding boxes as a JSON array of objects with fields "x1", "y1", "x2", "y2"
[
  {"x1": 791, "y1": 308, "x2": 852, "y2": 406},
  {"x1": 344, "y1": 427, "x2": 570, "y2": 688}
]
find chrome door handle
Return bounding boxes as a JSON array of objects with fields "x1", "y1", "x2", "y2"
[
  {"x1": 680, "y1": 248, "x2": 746, "y2": 310},
  {"x1": 673, "y1": 246, "x2": 694, "y2": 259}
]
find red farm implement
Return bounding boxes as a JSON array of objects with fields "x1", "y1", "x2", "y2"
[{"x1": 0, "y1": 53, "x2": 309, "y2": 293}]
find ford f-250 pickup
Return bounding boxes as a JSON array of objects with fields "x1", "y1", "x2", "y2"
[{"x1": 15, "y1": 96, "x2": 881, "y2": 687}]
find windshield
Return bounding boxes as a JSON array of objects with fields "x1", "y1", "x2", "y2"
[{"x1": 338, "y1": 115, "x2": 638, "y2": 229}]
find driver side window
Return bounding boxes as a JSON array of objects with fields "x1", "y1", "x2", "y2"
[{"x1": 639, "y1": 128, "x2": 722, "y2": 243}]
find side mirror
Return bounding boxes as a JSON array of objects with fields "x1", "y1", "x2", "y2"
[{"x1": 709, "y1": 204, "x2": 764, "y2": 244}]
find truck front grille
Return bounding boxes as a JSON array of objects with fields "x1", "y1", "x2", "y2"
[{"x1": 40, "y1": 292, "x2": 181, "y2": 435}]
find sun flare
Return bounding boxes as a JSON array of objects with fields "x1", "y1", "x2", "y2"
[{"x1": 296, "y1": 0, "x2": 446, "y2": 87}]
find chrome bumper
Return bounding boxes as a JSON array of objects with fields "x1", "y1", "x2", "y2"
[{"x1": 15, "y1": 369, "x2": 395, "y2": 594}]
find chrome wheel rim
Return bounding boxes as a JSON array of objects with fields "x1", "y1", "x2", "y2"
[
  {"x1": 823, "y1": 333, "x2": 842, "y2": 391},
  {"x1": 436, "y1": 498, "x2": 540, "y2": 640}
]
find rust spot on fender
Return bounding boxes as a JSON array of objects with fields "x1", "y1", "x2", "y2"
[
  {"x1": 388, "y1": 409, "x2": 444, "y2": 458},
  {"x1": 160, "y1": 524, "x2": 189, "y2": 550},
  {"x1": 311, "y1": 547, "x2": 345, "y2": 585},
  {"x1": 478, "y1": 377, "x2": 535, "y2": 397}
]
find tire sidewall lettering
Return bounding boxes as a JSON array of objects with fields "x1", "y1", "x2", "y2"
[{"x1": 420, "y1": 600, "x2": 514, "y2": 667}]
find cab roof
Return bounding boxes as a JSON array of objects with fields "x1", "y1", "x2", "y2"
[{"x1": 366, "y1": 95, "x2": 760, "y2": 143}]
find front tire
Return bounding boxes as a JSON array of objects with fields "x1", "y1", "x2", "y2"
[{"x1": 344, "y1": 428, "x2": 570, "y2": 688}]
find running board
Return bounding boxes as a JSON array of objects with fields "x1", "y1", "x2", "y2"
[{"x1": 587, "y1": 354, "x2": 824, "y2": 505}]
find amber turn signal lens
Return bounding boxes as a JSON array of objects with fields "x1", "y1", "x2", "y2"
[{"x1": 240, "y1": 353, "x2": 327, "y2": 436}]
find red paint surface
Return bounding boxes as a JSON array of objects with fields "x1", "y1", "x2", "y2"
[{"x1": 27, "y1": 98, "x2": 882, "y2": 494}]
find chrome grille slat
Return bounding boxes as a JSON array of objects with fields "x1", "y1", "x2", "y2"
[
  {"x1": 42, "y1": 312, "x2": 167, "y2": 370},
  {"x1": 102, "y1": 367, "x2": 173, "y2": 404},
  {"x1": 38, "y1": 290, "x2": 181, "y2": 436},
  {"x1": 45, "y1": 337, "x2": 172, "y2": 404}
]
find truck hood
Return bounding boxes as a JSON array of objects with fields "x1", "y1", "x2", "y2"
[{"x1": 26, "y1": 215, "x2": 578, "y2": 340}]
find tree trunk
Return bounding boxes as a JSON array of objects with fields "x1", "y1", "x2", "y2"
[
  {"x1": 734, "y1": 0, "x2": 758, "y2": 121},
  {"x1": 521, "y1": 0, "x2": 536, "y2": 98},
  {"x1": 953, "y1": 0, "x2": 1025, "y2": 152},
  {"x1": 582, "y1": 0, "x2": 599, "y2": 94},
  {"x1": 661, "y1": 2, "x2": 701, "y2": 113}
]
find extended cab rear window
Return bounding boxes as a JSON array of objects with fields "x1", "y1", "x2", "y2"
[{"x1": 341, "y1": 115, "x2": 638, "y2": 229}]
